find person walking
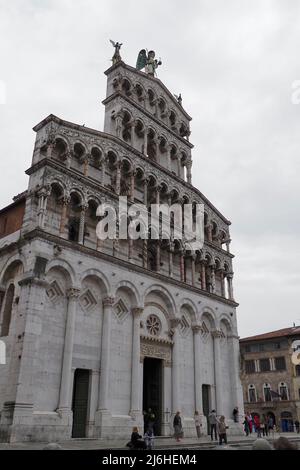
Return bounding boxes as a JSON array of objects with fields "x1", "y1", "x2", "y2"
[
  {"x1": 295, "y1": 420, "x2": 300, "y2": 433},
  {"x1": 217, "y1": 415, "x2": 228, "y2": 445},
  {"x1": 173, "y1": 411, "x2": 183, "y2": 442},
  {"x1": 233, "y1": 406, "x2": 239, "y2": 423},
  {"x1": 243, "y1": 415, "x2": 250, "y2": 436},
  {"x1": 194, "y1": 411, "x2": 201, "y2": 438},
  {"x1": 208, "y1": 409, "x2": 218, "y2": 441},
  {"x1": 261, "y1": 414, "x2": 268, "y2": 437},
  {"x1": 254, "y1": 415, "x2": 261, "y2": 438}
]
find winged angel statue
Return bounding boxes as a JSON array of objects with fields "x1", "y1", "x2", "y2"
[
  {"x1": 110, "y1": 39, "x2": 123, "y2": 65},
  {"x1": 136, "y1": 49, "x2": 162, "y2": 76}
]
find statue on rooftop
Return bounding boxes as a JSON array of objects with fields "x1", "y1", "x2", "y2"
[
  {"x1": 110, "y1": 40, "x2": 123, "y2": 65},
  {"x1": 136, "y1": 49, "x2": 162, "y2": 76}
]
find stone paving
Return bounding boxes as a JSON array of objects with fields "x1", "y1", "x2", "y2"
[{"x1": 0, "y1": 432, "x2": 300, "y2": 450}]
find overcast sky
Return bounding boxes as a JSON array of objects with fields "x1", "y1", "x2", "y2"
[{"x1": 1, "y1": 0, "x2": 299, "y2": 337}]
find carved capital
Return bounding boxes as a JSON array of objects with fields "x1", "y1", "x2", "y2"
[
  {"x1": 66, "y1": 288, "x2": 81, "y2": 300},
  {"x1": 132, "y1": 307, "x2": 144, "y2": 317},
  {"x1": 192, "y1": 324, "x2": 203, "y2": 334},
  {"x1": 103, "y1": 296, "x2": 115, "y2": 307}
]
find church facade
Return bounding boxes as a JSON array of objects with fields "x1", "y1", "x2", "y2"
[{"x1": 0, "y1": 52, "x2": 243, "y2": 442}]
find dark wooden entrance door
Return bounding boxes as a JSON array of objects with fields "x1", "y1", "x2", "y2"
[
  {"x1": 72, "y1": 369, "x2": 90, "y2": 438},
  {"x1": 202, "y1": 384, "x2": 210, "y2": 434},
  {"x1": 143, "y1": 358, "x2": 162, "y2": 435}
]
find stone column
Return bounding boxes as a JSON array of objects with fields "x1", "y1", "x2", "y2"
[
  {"x1": 166, "y1": 144, "x2": 172, "y2": 171},
  {"x1": 78, "y1": 203, "x2": 88, "y2": 245},
  {"x1": 5, "y1": 274, "x2": 49, "y2": 441},
  {"x1": 177, "y1": 155, "x2": 182, "y2": 178},
  {"x1": 169, "y1": 241, "x2": 174, "y2": 278},
  {"x1": 143, "y1": 129, "x2": 148, "y2": 156},
  {"x1": 226, "y1": 239, "x2": 231, "y2": 253},
  {"x1": 130, "y1": 307, "x2": 143, "y2": 417},
  {"x1": 130, "y1": 170, "x2": 136, "y2": 202},
  {"x1": 98, "y1": 297, "x2": 114, "y2": 411},
  {"x1": 171, "y1": 318, "x2": 181, "y2": 414},
  {"x1": 192, "y1": 325, "x2": 204, "y2": 416},
  {"x1": 143, "y1": 239, "x2": 148, "y2": 269},
  {"x1": 213, "y1": 330, "x2": 224, "y2": 416},
  {"x1": 101, "y1": 158, "x2": 106, "y2": 186},
  {"x1": 58, "y1": 287, "x2": 80, "y2": 411},
  {"x1": 201, "y1": 262, "x2": 206, "y2": 291},
  {"x1": 156, "y1": 242, "x2": 161, "y2": 273},
  {"x1": 227, "y1": 273, "x2": 234, "y2": 300},
  {"x1": 59, "y1": 195, "x2": 70, "y2": 238},
  {"x1": 207, "y1": 224, "x2": 213, "y2": 243},
  {"x1": 191, "y1": 255, "x2": 196, "y2": 286},
  {"x1": 180, "y1": 250, "x2": 185, "y2": 282},
  {"x1": 186, "y1": 161, "x2": 192, "y2": 184},
  {"x1": 83, "y1": 154, "x2": 90, "y2": 177},
  {"x1": 229, "y1": 333, "x2": 244, "y2": 421},
  {"x1": 210, "y1": 264, "x2": 216, "y2": 294},
  {"x1": 116, "y1": 161, "x2": 121, "y2": 195},
  {"x1": 220, "y1": 270, "x2": 225, "y2": 297},
  {"x1": 115, "y1": 112, "x2": 123, "y2": 139},
  {"x1": 37, "y1": 186, "x2": 51, "y2": 229},
  {"x1": 143, "y1": 177, "x2": 148, "y2": 206}
]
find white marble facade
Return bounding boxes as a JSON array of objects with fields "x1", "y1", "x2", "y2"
[{"x1": 0, "y1": 59, "x2": 243, "y2": 442}]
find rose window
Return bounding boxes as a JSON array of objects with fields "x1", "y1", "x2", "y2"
[{"x1": 146, "y1": 315, "x2": 161, "y2": 336}]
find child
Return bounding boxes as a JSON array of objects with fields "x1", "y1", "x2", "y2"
[
  {"x1": 217, "y1": 415, "x2": 228, "y2": 445},
  {"x1": 144, "y1": 428, "x2": 155, "y2": 450}
]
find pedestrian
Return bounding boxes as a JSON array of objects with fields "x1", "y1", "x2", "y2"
[
  {"x1": 295, "y1": 420, "x2": 299, "y2": 433},
  {"x1": 253, "y1": 415, "x2": 261, "y2": 438},
  {"x1": 233, "y1": 406, "x2": 239, "y2": 423},
  {"x1": 243, "y1": 415, "x2": 250, "y2": 436},
  {"x1": 173, "y1": 411, "x2": 183, "y2": 442},
  {"x1": 208, "y1": 409, "x2": 218, "y2": 441},
  {"x1": 247, "y1": 413, "x2": 253, "y2": 433},
  {"x1": 217, "y1": 415, "x2": 228, "y2": 445},
  {"x1": 128, "y1": 426, "x2": 147, "y2": 449},
  {"x1": 144, "y1": 428, "x2": 154, "y2": 450},
  {"x1": 261, "y1": 414, "x2": 268, "y2": 437},
  {"x1": 194, "y1": 410, "x2": 201, "y2": 438}
]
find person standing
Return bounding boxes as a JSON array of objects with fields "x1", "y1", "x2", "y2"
[
  {"x1": 254, "y1": 415, "x2": 261, "y2": 438},
  {"x1": 295, "y1": 420, "x2": 300, "y2": 433},
  {"x1": 233, "y1": 406, "x2": 239, "y2": 423},
  {"x1": 243, "y1": 415, "x2": 250, "y2": 436},
  {"x1": 194, "y1": 411, "x2": 201, "y2": 438},
  {"x1": 208, "y1": 409, "x2": 218, "y2": 441},
  {"x1": 217, "y1": 415, "x2": 228, "y2": 445},
  {"x1": 173, "y1": 411, "x2": 183, "y2": 442},
  {"x1": 261, "y1": 414, "x2": 268, "y2": 437}
]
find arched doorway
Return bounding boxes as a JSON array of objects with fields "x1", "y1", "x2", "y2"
[{"x1": 280, "y1": 411, "x2": 293, "y2": 432}]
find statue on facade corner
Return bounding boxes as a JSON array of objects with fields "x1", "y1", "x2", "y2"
[
  {"x1": 136, "y1": 49, "x2": 162, "y2": 76},
  {"x1": 110, "y1": 39, "x2": 123, "y2": 65},
  {"x1": 174, "y1": 93, "x2": 183, "y2": 106}
]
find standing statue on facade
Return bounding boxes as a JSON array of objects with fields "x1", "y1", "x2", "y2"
[
  {"x1": 110, "y1": 39, "x2": 123, "y2": 65},
  {"x1": 136, "y1": 49, "x2": 162, "y2": 76}
]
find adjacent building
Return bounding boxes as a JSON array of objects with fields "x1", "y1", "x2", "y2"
[{"x1": 240, "y1": 326, "x2": 300, "y2": 431}]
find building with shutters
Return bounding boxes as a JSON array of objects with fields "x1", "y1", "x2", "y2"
[{"x1": 240, "y1": 326, "x2": 300, "y2": 431}]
